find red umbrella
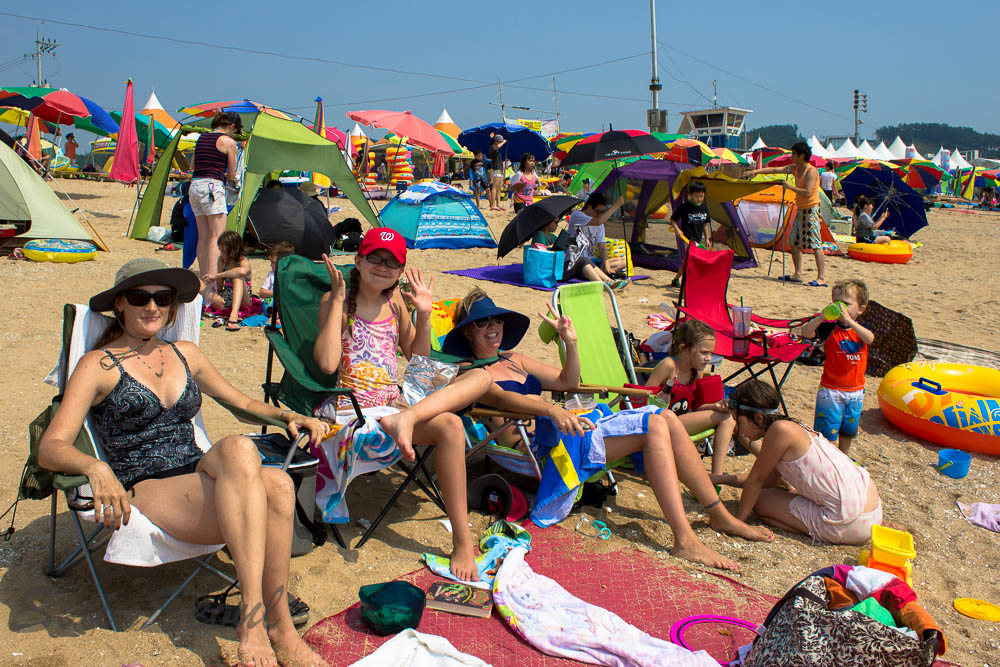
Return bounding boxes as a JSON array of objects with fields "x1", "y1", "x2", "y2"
[
  {"x1": 345, "y1": 109, "x2": 454, "y2": 155},
  {"x1": 0, "y1": 86, "x2": 89, "y2": 124},
  {"x1": 765, "y1": 152, "x2": 828, "y2": 168},
  {"x1": 305, "y1": 122, "x2": 347, "y2": 149},
  {"x1": 110, "y1": 80, "x2": 140, "y2": 185}
]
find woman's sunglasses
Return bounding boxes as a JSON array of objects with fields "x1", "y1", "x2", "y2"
[
  {"x1": 123, "y1": 288, "x2": 176, "y2": 308},
  {"x1": 473, "y1": 317, "x2": 503, "y2": 329},
  {"x1": 364, "y1": 254, "x2": 403, "y2": 269}
]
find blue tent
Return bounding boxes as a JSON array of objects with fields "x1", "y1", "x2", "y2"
[{"x1": 380, "y1": 181, "x2": 496, "y2": 249}]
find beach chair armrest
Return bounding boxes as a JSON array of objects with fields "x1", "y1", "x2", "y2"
[
  {"x1": 576, "y1": 383, "x2": 653, "y2": 398},
  {"x1": 264, "y1": 327, "x2": 330, "y2": 395},
  {"x1": 468, "y1": 407, "x2": 538, "y2": 422},
  {"x1": 211, "y1": 396, "x2": 289, "y2": 430}
]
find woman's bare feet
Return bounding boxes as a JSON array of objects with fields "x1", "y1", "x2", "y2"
[
  {"x1": 268, "y1": 627, "x2": 328, "y2": 667},
  {"x1": 378, "y1": 411, "x2": 416, "y2": 462},
  {"x1": 237, "y1": 620, "x2": 277, "y2": 667},
  {"x1": 450, "y1": 539, "x2": 479, "y2": 581},
  {"x1": 671, "y1": 535, "x2": 739, "y2": 571},
  {"x1": 708, "y1": 512, "x2": 775, "y2": 543}
]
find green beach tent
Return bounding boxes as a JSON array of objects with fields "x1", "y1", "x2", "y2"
[
  {"x1": 0, "y1": 141, "x2": 95, "y2": 246},
  {"x1": 131, "y1": 112, "x2": 378, "y2": 240}
]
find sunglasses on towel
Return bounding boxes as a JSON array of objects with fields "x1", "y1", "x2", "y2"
[{"x1": 123, "y1": 288, "x2": 177, "y2": 307}]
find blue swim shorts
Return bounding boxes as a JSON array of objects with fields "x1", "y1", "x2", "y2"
[{"x1": 813, "y1": 387, "x2": 864, "y2": 441}]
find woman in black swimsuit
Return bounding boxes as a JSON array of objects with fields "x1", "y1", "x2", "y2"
[
  {"x1": 39, "y1": 258, "x2": 330, "y2": 667},
  {"x1": 442, "y1": 287, "x2": 773, "y2": 571}
]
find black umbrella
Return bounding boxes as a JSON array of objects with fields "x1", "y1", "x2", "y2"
[
  {"x1": 496, "y1": 195, "x2": 583, "y2": 259},
  {"x1": 247, "y1": 188, "x2": 338, "y2": 261},
  {"x1": 559, "y1": 129, "x2": 670, "y2": 167}
]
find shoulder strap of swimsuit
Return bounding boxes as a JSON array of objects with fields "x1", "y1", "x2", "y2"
[{"x1": 166, "y1": 341, "x2": 194, "y2": 377}]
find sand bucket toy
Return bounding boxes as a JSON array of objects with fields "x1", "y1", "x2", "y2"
[{"x1": 937, "y1": 449, "x2": 971, "y2": 478}]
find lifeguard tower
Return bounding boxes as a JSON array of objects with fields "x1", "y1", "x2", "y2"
[{"x1": 676, "y1": 107, "x2": 752, "y2": 150}]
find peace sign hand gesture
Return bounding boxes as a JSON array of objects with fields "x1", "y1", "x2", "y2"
[{"x1": 539, "y1": 305, "x2": 576, "y2": 345}]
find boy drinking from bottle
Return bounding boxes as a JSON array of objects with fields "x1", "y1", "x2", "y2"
[{"x1": 800, "y1": 279, "x2": 875, "y2": 454}]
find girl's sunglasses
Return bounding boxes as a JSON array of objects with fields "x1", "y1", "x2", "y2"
[
  {"x1": 123, "y1": 288, "x2": 176, "y2": 307},
  {"x1": 473, "y1": 317, "x2": 503, "y2": 329},
  {"x1": 364, "y1": 254, "x2": 403, "y2": 269}
]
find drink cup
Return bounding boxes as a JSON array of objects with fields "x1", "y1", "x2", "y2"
[{"x1": 732, "y1": 306, "x2": 752, "y2": 356}]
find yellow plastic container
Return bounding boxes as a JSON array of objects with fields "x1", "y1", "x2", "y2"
[{"x1": 870, "y1": 525, "x2": 916, "y2": 568}]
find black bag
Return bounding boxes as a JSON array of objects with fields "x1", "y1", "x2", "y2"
[{"x1": 333, "y1": 218, "x2": 364, "y2": 252}]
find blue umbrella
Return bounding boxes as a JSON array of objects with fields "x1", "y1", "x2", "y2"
[
  {"x1": 840, "y1": 167, "x2": 928, "y2": 239},
  {"x1": 457, "y1": 122, "x2": 551, "y2": 162},
  {"x1": 77, "y1": 96, "x2": 119, "y2": 135}
]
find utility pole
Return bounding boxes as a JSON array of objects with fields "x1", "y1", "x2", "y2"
[
  {"x1": 852, "y1": 89, "x2": 868, "y2": 143},
  {"x1": 712, "y1": 80, "x2": 718, "y2": 109},
  {"x1": 497, "y1": 78, "x2": 505, "y2": 123},
  {"x1": 31, "y1": 23, "x2": 60, "y2": 87},
  {"x1": 552, "y1": 77, "x2": 560, "y2": 134},
  {"x1": 646, "y1": 0, "x2": 666, "y2": 133}
]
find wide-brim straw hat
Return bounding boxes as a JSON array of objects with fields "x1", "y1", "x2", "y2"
[{"x1": 90, "y1": 258, "x2": 200, "y2": 312}]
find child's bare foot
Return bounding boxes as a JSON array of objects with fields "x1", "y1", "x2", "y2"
[
  {"x1": 450, "y1": 540, "x2": 479, "y2": 582},
  {"x1": 709, "y1": 512, "x2": 774, "y2": 543},
  {"x1": 236, "y1": 622, "x2": 277, "y2": 667},
  {"x1": 268, "y1": 627, "x2": 328, "y2": 667},
  {"x1": 671, "y1": 536, "x2": 739, "y2": 571},
  {"x1": 378, "y1": 411, "x2": 416, "y2": 462}
]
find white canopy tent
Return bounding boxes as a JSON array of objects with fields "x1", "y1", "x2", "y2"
[
  {"x1": 888, "y1": 136, "x2": 908, "y2": 159},
  {"x1": 857, "y1": 140, "x2": 879, "y2": 159},
  {"x1": 950, "y1": 148, "x2": 972, "y2": 170},
  {"x1": 874, "y1": 141, "x2": 896, "y2": 161},
  {"x1": 807, "y1": 135, "x2": 829, "y2": 158},
  {"x1": 750, "y1": 136, "x2": 767, "y2": 150},
  {"x1": 833, "y1": 138, "x2": 861, "y2": 159},
  {"x1": 826, "y1": 142, "x2": 837, "y2": 155}
]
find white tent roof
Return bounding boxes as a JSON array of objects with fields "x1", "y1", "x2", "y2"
[
  {"x1": 807, "y1": 135, "x2": 828, "y2": 158},
  {"x1": 857, "y1": 140, "x2": 879, "y2": 159},
  {"x1": 833, "y1": 138, "x2": 860, "y2": 159},
  {"x1": 750, "y1": 136, "x2": 767, "y2": 150},
  {"x1": 349, "y1": 122, "x2": 367, "y2": 138},
  {"x1": 888, "y1": 136, "x2": 907, "y2": 159},
  {"x1": 874, "y1": 141, "x2": 895, "y2": 161},
  {"x1": 435, "y1": 108, "x2": 456, "y2": 126},
  {"x1": 826, "y1": 142, "x2": 837, "y2": 154},
  {"x1": 142, "y1": 90, "x2": 165, "y2": 111},
  {"x1": 930, "y1": 147, "x2": 947, "y2": 169},
  {"x1": 951, "y1": 148, "x2": 972, "y2": 170},
  {"x1": 906, "y1": 145, "x2": 925, "y2": 160}
]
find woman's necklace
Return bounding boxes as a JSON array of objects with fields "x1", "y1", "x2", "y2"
[{"x1": 127, "y1": 340, "x2": 165, "y2": 378}]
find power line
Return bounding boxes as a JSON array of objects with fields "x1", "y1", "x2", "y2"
[
  {"x1": 657, "y1": 55, "x2": 713, "y2": 105},
  {"x1": 657, "y1": 40, "x2": 851, "y2": 121}
]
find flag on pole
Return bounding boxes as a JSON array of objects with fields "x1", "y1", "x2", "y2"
[
  {"x1": 145, "y1": 113, "x2": 156, "y2": 164},
  {"x1": 311, "y1": 96, "x2": 331, "y2": 188},
  {"x1": 110, "y1": 79, "x2": 140, "y2": 184},
  {"x1": 23, "y1": 112, "x2": 42, "y2": 162}
]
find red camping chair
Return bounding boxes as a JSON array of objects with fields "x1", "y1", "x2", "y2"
[{"x1": 676, "y1": 244, "x2": 815, "y2": 415}]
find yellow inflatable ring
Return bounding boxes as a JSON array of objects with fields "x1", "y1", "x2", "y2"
[
  {"x1": 23, "y1": 239, "x2": 97, "y2": 263},
  {"x1": 848, "y1": 239, "x2": 912, "y2": 263},
  {"x1": 878, "y1": 362, "x2": 1000, "y2": 455}
]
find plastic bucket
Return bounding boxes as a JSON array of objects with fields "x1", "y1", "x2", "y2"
[{"x1": 937, "y1": 449, "x2": 971, "y2": 479}]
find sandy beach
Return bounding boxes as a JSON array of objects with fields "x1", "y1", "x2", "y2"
[{"x1": 0, "y1": 179, "x2": 997, "y2": 666}]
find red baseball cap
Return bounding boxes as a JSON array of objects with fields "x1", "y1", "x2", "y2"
[{"x1": 359, "y1": 227, "x2": 407, "y2": 265}]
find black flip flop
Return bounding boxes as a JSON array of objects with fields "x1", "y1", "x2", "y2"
[
  {"x1": 225, "y1": 321, "x2": 241, "y2": 332},
  {"x1": 194, "y1": 583, "x2": 310, "y2": 627}
]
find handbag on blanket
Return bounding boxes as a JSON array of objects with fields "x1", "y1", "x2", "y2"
[
  {"x1": 745, "y1": 572, "x2": 942, "y2": 667},
  {"x1": 523, "y1": 246, "x2": 564, "y2": 288}
]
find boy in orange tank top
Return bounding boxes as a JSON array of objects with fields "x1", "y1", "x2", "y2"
[{"x1": 800, "y1": 279, "x2": 875, "y2": 454}]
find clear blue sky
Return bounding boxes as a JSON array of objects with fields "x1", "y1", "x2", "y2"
[{"x1": 2, "y1": 1, "x2": 997, "y2": 144}]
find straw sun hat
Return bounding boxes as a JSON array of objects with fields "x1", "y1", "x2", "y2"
[{"x1": 90, "y1": 258, "x2": 200, "y2": 312}]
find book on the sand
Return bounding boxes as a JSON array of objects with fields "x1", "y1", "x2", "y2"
[{"x1": 425, "y1": 581, "x2": 493, "y2": 618}]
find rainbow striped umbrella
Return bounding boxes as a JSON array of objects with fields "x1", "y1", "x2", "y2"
[{"x1": 664, "y1": 138, "x2": 715, "y2": 165}]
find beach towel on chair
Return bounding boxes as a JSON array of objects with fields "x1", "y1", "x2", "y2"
[
  {"x1": 492, "y1": 547, "x2": 716, "y2": 666},
  {"x1": 312, "y1": 406, "x2": 401, "y2": 524}
]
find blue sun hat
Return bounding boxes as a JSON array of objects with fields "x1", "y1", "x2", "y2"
[{"x1": 442, "y1": 296, "x2": 530, "y2": 359}]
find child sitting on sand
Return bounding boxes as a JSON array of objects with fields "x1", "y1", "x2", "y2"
[
  {"x1": 644, "y1": 319, "x2": 737, "y2": 475},
  {"x1": 799, "y1": 278, "x2": 875, "y2": 454},
  {"x1": 259, "y1": 240, "x2": 295, "y2": 300},
  {"x1": 532, "y1": 218, "x2": 627, "y2": 290},
  {"x1": 203, "y1": 230, "x2": 254, "y2": 332},
  {"x1": 851, "y1": 195, "x2": 890, "y2": 245},
  {"x1": 313, "y1": 227, "x2": 492, "y2": 581},
  {"x1": 712, "y1": 380, "x2": 882, "y2": 545}
]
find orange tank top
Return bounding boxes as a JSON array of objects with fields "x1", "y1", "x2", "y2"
[
  {"x1": 821, "y1": 325, "x2": 867, "y2": 392},
  {"x1": 795, "y1": 165, "x2": 820, "y2": 209}
]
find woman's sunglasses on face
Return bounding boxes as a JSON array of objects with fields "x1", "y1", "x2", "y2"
[
  {"x1": 364, "y1": 254, "x2": 403, "y2": 269},
  {"x1": 473, "y1": 317, "x2": 503, "y2": 329},
  {"x1": 124, "y1": 288, "x2": 176, "y2": 308}
]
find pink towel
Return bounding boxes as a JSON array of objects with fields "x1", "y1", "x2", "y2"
[{"x1": 957, "y1": 502, "x2": 1000, "y2": 532}]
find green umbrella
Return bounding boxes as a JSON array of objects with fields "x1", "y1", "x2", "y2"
[{"x1": 110, "y1": 111, "x2": 174, "y2": 149}]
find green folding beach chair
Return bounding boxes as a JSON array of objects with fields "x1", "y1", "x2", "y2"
[
  {"x1": 22, "y1": 302, "x2": 308, "y2": 632},
  {"x1": 261, "y1": 255, "x2": 445, "y2": 549}
]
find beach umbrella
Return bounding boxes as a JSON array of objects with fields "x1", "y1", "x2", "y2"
[
  {"x1": 109, "y1": 79, "x2": 140, "y2": 185},
  {"x1": 23, "y1": 112, "x2": 41, "y2": 161},
  {"x1": 309, "y1": 96, "x2": 332, "y2": 189},
  {"x1": 496, "y1": 195, "x2": 583, "y2": 259},
  {"x1": 710, "y1": 147, "x2": 748, "y2": 165},
  {"x1": 663, "y1": 137, "x2": 714, "y2": 165},
  {"x1": 840, "y1": 167, "x2": 927, "y2": 238},
  {"x1": 0, "y1": 108, "x2": 57, "y2": 133},
  {"x1": 457, "y1": 122, "x2": 550, "y2": 162},
  {"x1": 550, "y1": 132, "x2": 594, "y2": 161},
  {"x1": 72, "y1": 96, "x2": 120, "y2": 136},
  {"x1": 561, "y1": 129, "x2": 669, "y2": 167},
  {"x1": 893, "y1": 161, "x2": 944, "y2": 191},
  {"x1": 386, "y1": 129, "x2": 465, "y2": 156},
  {"x1": 144, "y1": 113, "x2": 156, "y2": 164},
  {"x1": 111, "y1": 111, "x2": 174, "y2": 149},
  {"x1": 247, "y1": 188, "x2": 338, "y2": 260},
  {"x1": 177, "y1": 99, "x2": 290, "y2": 132},
  {"x1": 0, "y1": 86, "x2": 89, "y2": 124},
  {"x1": 766, "y1": 152, "x2": 830, "y2": 168},
  {"x1": 346, "y1": 109, "x2": 454, "y2": 155}
]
